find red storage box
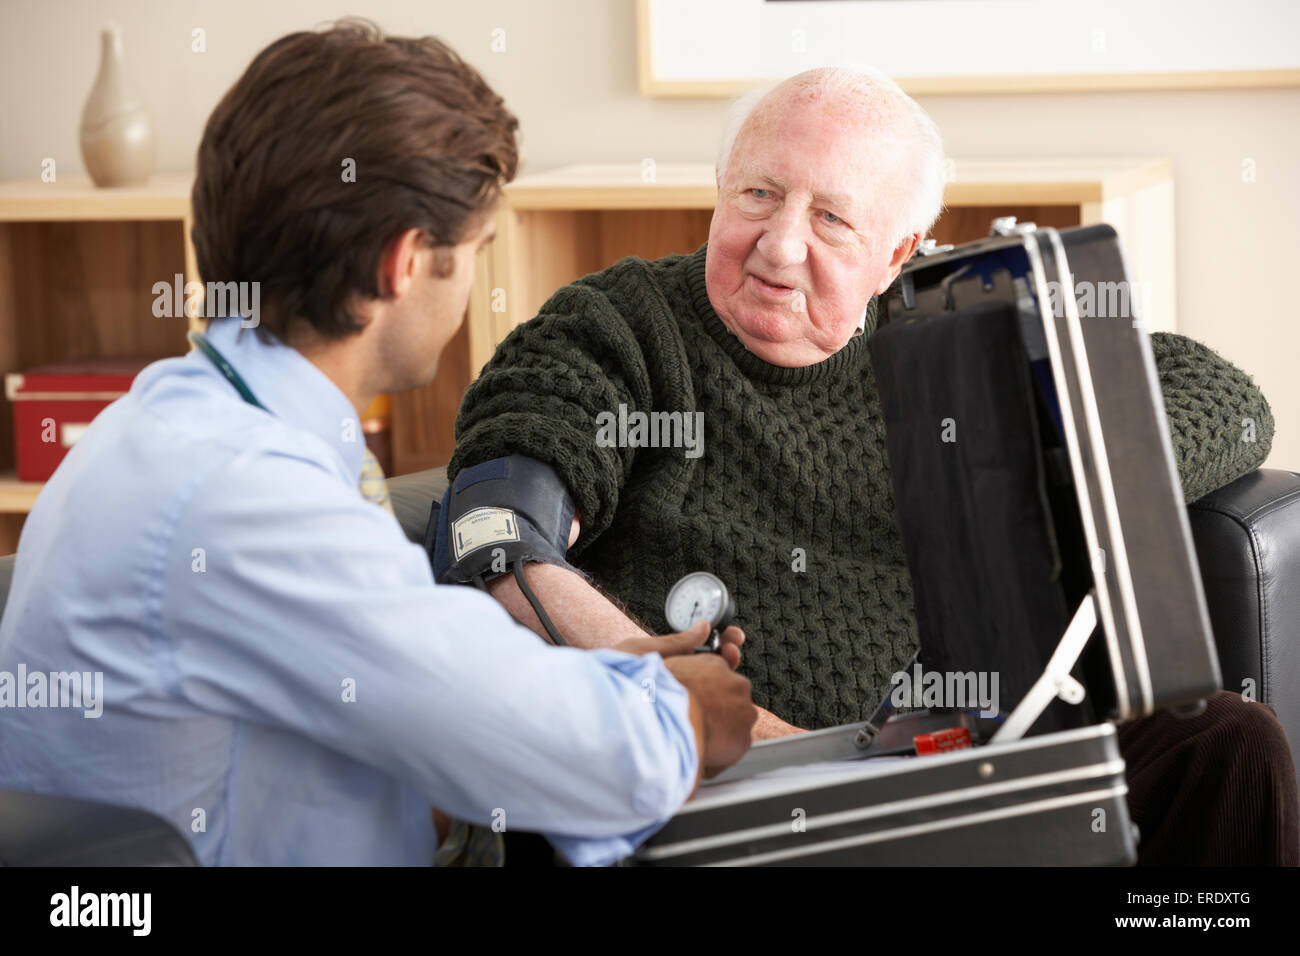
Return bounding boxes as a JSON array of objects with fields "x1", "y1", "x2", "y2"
[{"x1": 5, "y1": 355, "x2": 165, "y2": 482}]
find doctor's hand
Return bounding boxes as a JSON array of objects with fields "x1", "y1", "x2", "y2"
[
  {"x1": 613, "y1": 620, "x2": 745, "y2": 670},
  {"x1": 663, "y1": 649, "x2": 757, "y2": 779},
  {"x1": 615, "y1": 624, "x2": 802, "y2": 741}
]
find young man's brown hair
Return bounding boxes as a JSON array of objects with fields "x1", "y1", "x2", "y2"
[{"x1": 192, "y1": 17, "x2": 519, "y2": 344}]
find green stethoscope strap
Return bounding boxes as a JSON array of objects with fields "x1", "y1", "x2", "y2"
[{"x1": 187, "y1": 329, "x2": 268, "y2": 410}]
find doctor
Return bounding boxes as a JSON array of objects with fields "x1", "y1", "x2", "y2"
[{"x1": 0, "y1": 19, "x2": 756, "y2": 866}]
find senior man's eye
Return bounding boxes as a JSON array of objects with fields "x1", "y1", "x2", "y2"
[
  {"x1": 823, "y1": 210, "x2": 845, "y2": 225},
  {"x1": 748, "y1": 188, "x2": 772, "y2": 200}
]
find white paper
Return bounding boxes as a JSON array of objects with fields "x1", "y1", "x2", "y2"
[{"x1": 692, "y1": 756, "x2": 913, "y2": 809}]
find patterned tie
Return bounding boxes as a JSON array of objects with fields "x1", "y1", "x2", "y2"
[
  {"x1": 357, "y1": 446, "x2": 506, "y2": 867},
  {"x1": 358, "y1": 447, "x2": 395, "y2": 516}
]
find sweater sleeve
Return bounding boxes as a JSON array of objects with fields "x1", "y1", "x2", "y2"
[
  {"x1": 1148, "y1": 331, "x2": 1274, "y2": 504},
  {"x1": 448, "y1": 267, "x2": 656, "y2": 554}
]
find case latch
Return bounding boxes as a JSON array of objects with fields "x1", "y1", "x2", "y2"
[
  {"x1": 914, "y1": 238, "x2": 955, "y2": 257},
  {"x1": 990, "y1": 216, "x2": 1038, "y2": 237}
]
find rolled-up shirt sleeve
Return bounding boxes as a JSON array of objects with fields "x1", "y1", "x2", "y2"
[{"x1": 156, "y1": 443, "x2": 696, "y2": 865}]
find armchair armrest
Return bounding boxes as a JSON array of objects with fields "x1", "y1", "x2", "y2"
[
  {"x1": 1188, "y1": 468, "x2": 1300, "y2": 790},
  {"x1": 387, "y1": 466, "x2": 449, "y2": 545}
]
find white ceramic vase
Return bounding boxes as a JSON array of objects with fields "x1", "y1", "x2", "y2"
[{"x1": 79, "y1": 24, "x2": 156, "y2": 187}]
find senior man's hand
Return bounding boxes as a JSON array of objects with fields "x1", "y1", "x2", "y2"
[
  {"x1": 751, "y1": 709, "x2": 808, "y2": 740},
  {"x1": 664, "y1": 654, "x2": 757, "y2": 779}
]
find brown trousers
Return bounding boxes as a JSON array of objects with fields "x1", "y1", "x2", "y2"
[{"x1": 1118, "y1": 690, "x2": 1299, "y2": 866}]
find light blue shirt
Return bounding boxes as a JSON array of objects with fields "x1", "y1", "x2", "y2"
[{"x1": 0, "y1": 317, "x2": 698, "y2": 866}]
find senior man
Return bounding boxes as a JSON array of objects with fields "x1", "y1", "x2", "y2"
[{"x1": 448, "y1": 68, "x2": 1297, "y2": 865}]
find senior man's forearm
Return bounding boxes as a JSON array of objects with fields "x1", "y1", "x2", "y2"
[
  {"x1": 486, "y1": 561, "x2": 648, "y2": 648},
  {"x1": 486, "y1": 564, "x2": 805, "y2": 740}
]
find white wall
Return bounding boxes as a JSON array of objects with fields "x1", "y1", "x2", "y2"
[{"x1": 2, "y1": 0, "x2": 1296, "y2": 468}]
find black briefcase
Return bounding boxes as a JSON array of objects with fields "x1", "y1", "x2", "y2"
[{"x1": 633, "y1": 220, "x2": 1220, "y2": 867}]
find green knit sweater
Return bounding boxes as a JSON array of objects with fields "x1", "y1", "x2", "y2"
[{"x1": 450, "y1": 244, "x2": 1274, "y2": 730}]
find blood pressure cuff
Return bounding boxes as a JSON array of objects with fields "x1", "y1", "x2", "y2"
[{"x1": 423, "y1": 455, "x2": 589, "y2": 586}]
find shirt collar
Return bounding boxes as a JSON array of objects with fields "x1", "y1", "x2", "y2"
[{"x1": 198, "y1": 317, "x2": 365, "y2": 481}]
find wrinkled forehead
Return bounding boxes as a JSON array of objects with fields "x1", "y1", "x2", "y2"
[{"x1": 728, "y1": 95, "x2": 911, "y2": 217}]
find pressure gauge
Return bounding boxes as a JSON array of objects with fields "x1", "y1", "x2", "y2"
[{"x1": 665, "y1": 571, "x2": 736, "y2": 653}]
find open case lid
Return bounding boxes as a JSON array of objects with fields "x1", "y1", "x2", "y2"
[{"x1": 872, "y1": 220, "x2": 1220, "y2": 734}]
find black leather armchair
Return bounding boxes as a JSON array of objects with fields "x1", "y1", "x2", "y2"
[
  {"x1": 0, "y1": 789, "x2": 196, "y2": 865},
  {"x1": 1187, "y1": 469, "x2": 1300, "y2": 780}
]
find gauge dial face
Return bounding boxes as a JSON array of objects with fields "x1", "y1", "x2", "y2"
[{"x1": 665, "y1": 572, "x2": 728, "y2": 631}]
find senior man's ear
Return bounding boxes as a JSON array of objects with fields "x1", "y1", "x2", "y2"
[{"x1": 875, "y1": 233, "x2": 922, "y2": 294}]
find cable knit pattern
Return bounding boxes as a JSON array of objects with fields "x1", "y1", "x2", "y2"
[
  {"x1": 1148, "y1": 330, "x2": 1275, "y2": 504},
  {"x1": 450, "y1": 244, "x2": 1274, "y2": 729}
]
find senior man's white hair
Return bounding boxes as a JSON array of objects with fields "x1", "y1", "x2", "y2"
[{"x1": 715, "y1": 66, "x2": 947, "y2": 247}]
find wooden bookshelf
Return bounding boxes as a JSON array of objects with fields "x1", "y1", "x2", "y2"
[
  {"x1": 0, "y1": 472, "x2": 43, "y2": 513},
  {"x1": 0, "y1": 159, "x2": 1175, "y2": 554},
  {"x1": 0, "y1": 175, "x2": 484, "y2": 553},
  {"x1": 483, "y1": 157, "x2": 1176, "y2": 371},
  {"x1": 0, "y1": 176, "x2": 190, "y2": 551}
]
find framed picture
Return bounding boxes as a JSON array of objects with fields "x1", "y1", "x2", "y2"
[{"x1": 637, "y1": 0, "x2": 1300, "y2": 96}]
